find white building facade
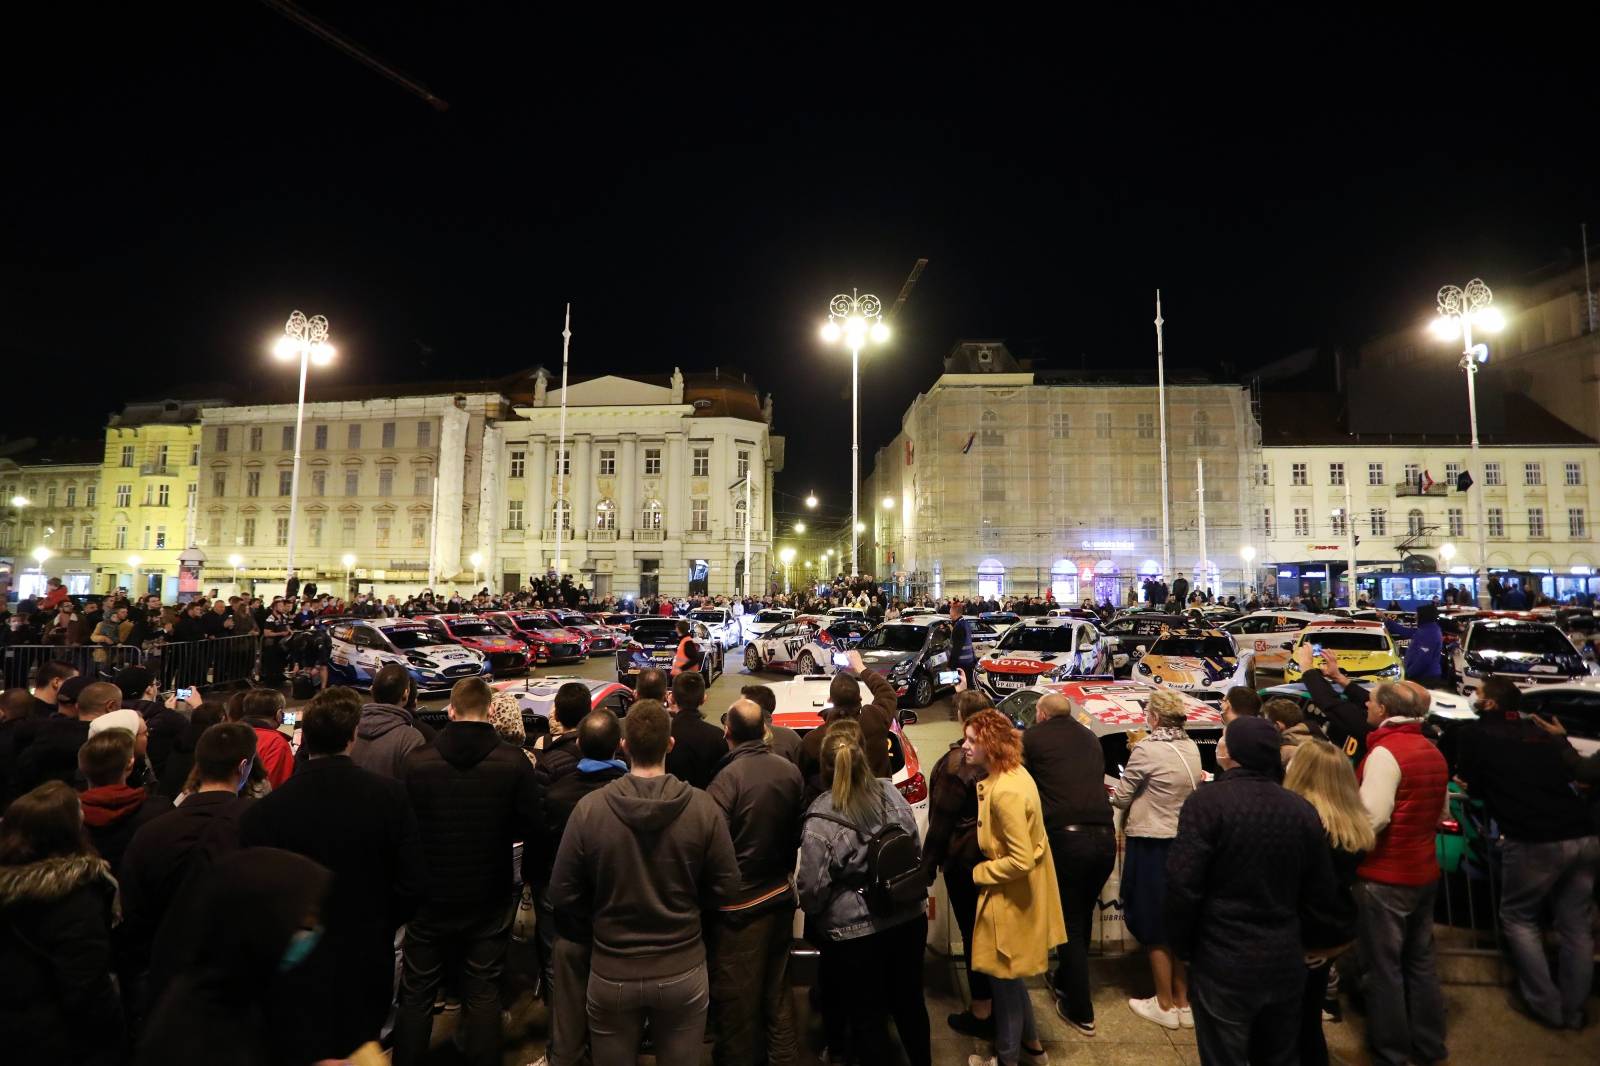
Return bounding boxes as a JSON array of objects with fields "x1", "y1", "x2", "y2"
[{"x1": 0, "y1": 454, "x2": 102, "y2": 597}]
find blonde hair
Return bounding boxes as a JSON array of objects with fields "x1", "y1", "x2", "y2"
[
  {"x1": 819, "y1": 719, "x2": 878, "y2": 825},
  {"x1": 1284, "y1": 740, "x2": 1377, "y2": 855},
  {"x1": 1147, "y1": 687, "x2": 1189, "y2": 728}
]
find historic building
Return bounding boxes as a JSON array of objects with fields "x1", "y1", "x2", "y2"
[{"x1": 0, "y1": 441, "x2": 104, "y2": 597}]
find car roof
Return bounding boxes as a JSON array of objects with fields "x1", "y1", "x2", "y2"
[
  {"x1": 1234, "y1": 610, "x2": 1329, "y2": 622},
  {"x1": 1302, "y1": 619, "x2": 1386, "y2": 632}
]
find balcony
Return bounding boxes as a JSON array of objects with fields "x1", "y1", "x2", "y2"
[
  {"x1": 139, "y1": 464, "x2": 174, "y2": 477},
  {"x1": 635, "y1": 528, "x2": 665, "y2": 543},
  {"x1": 1394, "y1": 484, "x2": 1448, "y2": 497},
  {"x1": 590, "y1": 528, "x2": 618, "y2": 542},
  {"x1": 502, "y1": 528, "x2": 525, "y2": 542}
]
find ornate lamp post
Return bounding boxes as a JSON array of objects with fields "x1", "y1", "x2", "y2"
[
  {"x1": 273, "y1": 310, "x2": 334, "y2": 597},
  {"x1": 820, "y1": 291, "x2": 890, "y2": 578}
]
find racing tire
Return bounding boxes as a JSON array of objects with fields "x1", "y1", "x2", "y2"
[
  {"x1": 796, "y1": 651, "x2": 819, "y2": 674},
  {"x1": 744, "y1": 643, "x2": 762, "y2": 673},
  {"x1": 910, "y1": 671, "x2": 934, "y2": 708}
]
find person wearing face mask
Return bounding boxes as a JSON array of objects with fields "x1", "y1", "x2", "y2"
[{"x1": 116, "y1": 722, "x2": 259, "y2": 1026}]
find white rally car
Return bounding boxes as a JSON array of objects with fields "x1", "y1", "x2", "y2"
[
  {"x1": 974, "y1": 617, "x2": 1109, "y2": 701},
  {"x1": 743, "y1": 614, "x2": 874, "y2": 675},
  {"x1": 326, "y1": 618, "x2": 492, "y2": 693},
  {"x1": 689, "y1": 607, "x2": 744, "y2": 651},
  {"x1": 741, "y1": 607, "x2": 795, "y2": 643}
]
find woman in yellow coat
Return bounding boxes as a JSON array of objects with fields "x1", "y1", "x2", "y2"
[{"x1": 962, "y1": 708, "x2": 1067, "y2": 1066}]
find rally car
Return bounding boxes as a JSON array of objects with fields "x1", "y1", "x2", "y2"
[
  {"x1": 978, "y1": 611, "x2": 1022, "y2": 637},
  {"x1": 742, "y1": 614, "x2": 873, "y2": 675},
  {"x1": 327, "y1": 618, "x2": 492, "y2": 693},
  {"x1": 1452, "y1": 618, "x2": 1593, "y2": 698},
  {"x1": 418, "y1": 614, "x2": 531, "y2": 676},
  {"x1": 1282, "y1": 619, "x2": 1403, "y2": 685},
  {"x1": 483, "y1": 610, "x2": 588, "y2": 666},
  {"x1": 1098, "y1": 612, "x2": 1191, "y2": 676},
  {"x1": 551, "y1": 610, "x2": 621, "y2": 656},
  {"x1": 853, "y1": 617, "x2": 960, "y2": 708},
  {"x1": 1132, "y1": 627, "x2": 1251, "y2": 705},
  {"x1": 415, "y1": 675, "x2": 636, "y2": 739},
  {"x1": 974, "y1": 617, "x2": 1108, "y2": 701},
  {"x1": 588, "y1": 612, "x2": 635, "y2": 634},
  {"x1": 689, "y1": 607, "x2": 744, "y2": 650},
  {"x1": 741, "y1": 607, "x2": 795, "y2": 642},
  {"x1": 1221, "y1": 610, "x2": 1331, "y2": 676},
  {"x1": 615, "y1": 615, "x2": 726, "y2": 686}
]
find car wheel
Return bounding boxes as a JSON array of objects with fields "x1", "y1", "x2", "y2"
[
  {"x1": 744, "y1": 644, "x2": 762, "y2": 673},
  {"x1": 797, "y1": 651, "x2": 818, "y2": 674},
  {"x1": 910, "y1": 671, "x2": 934, "y2": 708}
]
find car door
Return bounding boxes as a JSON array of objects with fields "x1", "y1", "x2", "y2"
[
  {"x1": 1075, "y1": 622, "x2": 1104, "y2": 673},
  {"x1": 353, "y1": 626, "x2": 387, "y2": 673},
  {"x1": 928, "y1": 621, "x2": 953, "y2": 671}
]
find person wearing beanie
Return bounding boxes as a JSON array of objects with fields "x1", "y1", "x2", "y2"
[
  {"x1": 1164, "y1": 715, "x2": 1342, "y2": 1064},
  {"x1": 114, "y1": 665, "x2": 186, "y2": 778}
]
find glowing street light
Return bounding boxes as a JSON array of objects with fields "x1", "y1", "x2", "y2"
[
  {"x1": 821, "y1": 289, "x2": 890, "y2": 577},
  {"x1": 1440, "y1": 542, "x2": 1457, "y2": 565},
  {"x1": 341, "y1": 552, "x2": 357, "y2": 594},
  {"x1": 805, "y1": 494, "x2": 818, "y2": 509},
  {"x1": 272, "y1": 310, "x2": 335, "y2": 597},
  {"x1": 31, "y1": 545, "x2": 52, "y2": 567},
  {"x1": 128, "y1": 554, "x2": 143, "y2": 595},
  {"x1": 1431, "y1": 278, "x2": 1504, "y2": 608},
  {"x1": 228, "y1": 553, "x2": 244, "y2": 589},
  {"x1": 10, "y1": 495, "x2": 29, "y2": 508},
  {"x1": 469, "y1": 551, "x2": 485, "y2": 589},
  {"x1": 793, "y1": 521, "x2": 806, "y2": 534},
  {"x1": 882, "y1": 497, "x2": 895, "y2": 509},
  {"x1": 854, "y1": 521, "x2": 866, "y2": 533},
  {"x1": 778, "y1": 546, "x2": 796, "y2": 593}
]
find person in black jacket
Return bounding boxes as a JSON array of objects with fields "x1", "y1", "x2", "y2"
[
  {"x1": 394, "y1": 676, "x2": 540, "y2": 1066},
  {"x1": 78, "y1": 729, "x2": 172, "y2": 877},
  {"x1": 664, "y1": 669, "x2": 726, "y2": 790},
  {"x1": 1164, "y1": 716, "x2": 1341, "y2": 1065},
  {"x1": 0, "y1": 781, "x2": 124, "y2": 1066},
  {"x1": 530, "y1": 680, "x2": 593, "y2": 797},
  {"x1": 114, "y1": 666, "x2": 186, "y2": 780},
  {"x1": 240, "y1": 686, "x2": 425, "y2": 1059},
  {"x1": 1025, "y1": 691, "x2": 1116, "y2": 1036},
  {"x1": 1296, "y1": 644, "x2": 1377, "y2": 764}
]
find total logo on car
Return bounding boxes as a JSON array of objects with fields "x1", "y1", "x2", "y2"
[
  {"x1": 327, "y1": 619, "x2": 491, "y2": 693},
  {"x1": 483, "y1": 611, "x2": 588, "y2": 666},
  {"x1": 1132, "y1": 627, "x2": 1251, "y2": 705},
  {"x1": 1282, "y1": 620, "x2": 1402, "y2": 684},
  {"x1": 419, "y1": 613, "x2": 530, "y2": 676},
  {"x1": 975, "y1": 618, "x2": 1108, "y2": 701}
]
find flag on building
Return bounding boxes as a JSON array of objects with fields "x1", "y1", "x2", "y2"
[
  {"x1": 961, "y1": 431, "x2": 976, "y2": 454},
  {"x1": 905, "y1": 439, "x2": 914, "y2": 465},
  {"x1": 1419, "y1": 468, "x2": 1434, "y2": 494}
]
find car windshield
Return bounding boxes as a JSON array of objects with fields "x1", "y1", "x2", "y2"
[
  {"x1": 691, "y1": 611, "x2": 726, "y2": 624},
  {"x1": 381, "y1": 627, "x2": 437, "y2": 649},
  {"x1": 628, "y1": 619, "x2": 681, "y2": 642},
  {"x1": 858, "y1": 625, "x2": 927, "y2": 652},
  {"x1": 998, "y1": 625, "x2": 1078, "y2": 652},
  {"x1": 557, "y1": 615, "x2": 589, "y2": 626},
  {"x1": 1470, "y1": 626, "x2": 1575, "y2": 656},
  {"x1": 513, "y1": 614, "x2": 565, "y2": 631},
  {"x1": 756, "y1": 611, "x2": 790, "y2": 623},
  {"x1": 449, "y1": 621, "x2": 502, "y2": 638},
  {"x1": 1150, "y1": 635, "x2": 1236, "y2": 658},
  {"x1": 602, "y1": 615, "x2": 631, "y2": 625},
  {"x1": 1305, "y1": 631, "x2": 1390, "y2": 651}
]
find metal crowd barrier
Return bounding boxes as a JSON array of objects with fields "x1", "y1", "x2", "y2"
[
  {"x1": 144, "y1": 635, "x2": 262, "y2": 691},
  {"x1": 1, "y1": 643, "x2": 146, "y2": 689}
]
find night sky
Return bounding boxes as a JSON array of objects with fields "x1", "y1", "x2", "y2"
[{"x1": 8, "y1": 7, "x2": 1596, "y2": 530}]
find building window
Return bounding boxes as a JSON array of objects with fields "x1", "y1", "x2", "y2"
[
  {"x1": 45, "y1": 486, "x2": 57, "y2": 508},
  {"x1": 115, "y1": 525, "x2": 127, "y2": 550},
  {"x1": 691, "y1": 498, "x2": 708, "y2": 531},
  {"x1": 1485, "y1": 462, "x2": 1502, "y2": 486},
  {"x1": 599, "y1": 449, "x2": 616, "y2": 476},
  {"x1": 556, "y1": 448, "x2": 571, "y2": 477},
  {"x1": 1367, "y1": 462, "x2": 1384, "y2": 486},
  {"x1": 692, "y1": 448, "x2": 710, "y2": 477},
  {"x1": 375, "y1": 517, "x2": 390, "y2": 547},
  {"x1": 1528, "y1": 507, "x2": 1546, "y2": 538},
  {"x1": 143, "y1": 484, "x2": 153, "y2": 507},
  {"x1": 509, "y1": 451, "x2": 525, "y2": 478},
  {"x1": 312, "y1": 471, "x2": 326, "y2": 497},
  {"x1": 1135, "y1": 463, "x2": 1156, "y2": 495},
  {"x1": 85, "y1": 485, "x2": 96, "y2": 507},
  {"x1": 280, "y1": 426, "x2": 293, "y2": 451},
  {"x1": 1331, "y1": 510, "x2": 1347, "y2": 536},
  {"x1": 65, "y1": 486, "x2": 77, "y2": 508},
  {"x1": 208, "y1": 517, "x2": 221, "y2": 545},
  {"x1": 79, "y1": 523, "x2": 91, "y2": 548},
  {"x1": 1191, "y1": 410, "x2": 1211, "y2": 446},
  {"x1": 1448, "y1": 508, "x2": 1464, "y2": 537},
  {"x1": 413, "y1": 473, "x2": 429, "y2": 496},
  {"x1": 1407, "y1": 509, "x2": 1424, "y2": 536},
  {"x1": 313, "y1": 425, "x2": 327, "y2": 450},
  {"x1": 1262, "y1": 508, "x2": 1272, "y2": 537},
  {"x1": 345, "y1": 471, "x2": 359, "y2": 496},
  {"x1": 278, "y1": 471, "x2": 292, "y2": 496},
  {"x1": 1135, "y1": 412, "x2": 1154, "y2": 439},
  {"x1": 1565, "y1": 461, "x2": 1583, "y2": 486},
  {"x1": 641, "y1": 499, "x2": 662, "y2": 529},
  {"x1": 417, "y1": 421, "x2": 431, "y2": 447},
  {"x1": 382, "y1": 422, "x2": 396, "y2": 448},
  {"x1": 116, "y1": 483, "x2": 131, "y2": 507},
  {"x1": 1139, "y1": 515, "x2": 1157, "y2": 539},
  {"x1": 341, "y1": 517, "x2": 356, "y2": 547},
  {"x1": 275, "y1": 518, "x2": 289, "y2": 547},
  {"x1": 737, "y1": 450, "x2": 750, "y2": 480},
  {"x1": 154, "y1": 527, "x2": 166, "y2": 549},
  {"x1": 1524, "y1": 462, "x2": 1543, "y2": 486},
  {"x1": 215, "y1": 427, "x2": 229, "y2": 453},
  {"x1": 246, "y1": 472, "x2": 260, "y2": 498},
  {"x1": 189, "y1": 443, "x2": 199, "y2": 465},
  {"x1": 644, "y1": 448, "x2": 662, "y2": 476},
  {"x1": 1095, "y1": 412, "x2": 1112, "y2": 439},
  {"x1": 981, "y1": 409, "x2": 1005, "y2": 448},
  {"x1": 640, "y1": 559, "x2": 660, "y2": 599},
  {"x1": 348, "y1": 425, "x2": 362, "y2": 449},
  {"x1": 1291, "y1": 463, "x2": 1307, "y2": 486},
  {"x1": 378, "y1": 470, "x2": 393, "y2": 497},
  {"x1": 1329, "y1": 462, "x2": 1344, "y2": 486},
  {"x1": 1570, "y1": 508, "x2": 1586, "y2": 538},
  {"x1": 212, "y1": 472, "x2": 226, "y2": 497},
  {"x1": 309, "y1": 516, "x2": 323, "y2": 547},
  {"x1": 982, "y1": 466, "x2": 1006, "y2": 503},
  {"x1": 1403, "y1": 463, "x2": 1420, "y2": 486},
  {"x1": 1259, "y1": 463, "x2": 1270, "y2": 487},
  {"x1": 187, "y1": 483, "x2": 196, "y2": 512},
  {"x1": 552, "y1": 499, "x2": 571, "y2": 531},
  {"x1": 1052, "y1": 413, "x2": 1071, "y2": 439},
  {"x1": 249, "y1": 428, "x2": 263, "y2": 452},
  {"x1": 1487, "y1": 508, "x2": 1505, "y2": 538},
  {"x1": 1294, "y1": 507, "x2": 1309, "y2": 536},
  {"x1": 734, "y1": 499, "x2": 747, "y2": 533},
  {"x1": 595, "y1": 498, "x2": 615, "y2": 530},
  {"x1": 411, "y1": 520, "x2": 427, "y2": 547},
  {"x1": 507, "y1": 500, "x2": 524, "y2": 530},
  {"x1": 1370, "y1": 509, "x2": 1387, "y2": 537},
  {"x1": 120, "y1": 445, "x2": 135, "y2": 467},
  {"x1": 157, "y1": 483, "x2": 170, "y2": 507},
  {"x1": 242, "y1": 518, "x2": 256, "y2": 546},
  {"x1": 154, "y1": 443, "x2": 168, "y2": 469}
]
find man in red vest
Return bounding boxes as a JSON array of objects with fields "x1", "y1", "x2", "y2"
[{"x1": 1355, "y1": 682, "x2": 1450, "y2": 1066}]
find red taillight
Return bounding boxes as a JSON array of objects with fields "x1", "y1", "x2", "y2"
[
  {"x1": 1438, "y1": 818, "x2": 1461, "y2": 834},
  {"x1": 897, "y1": 771, "x2": 928, "y2": 805},
  {"x1": 816, "y1": 629, "x2": 833, "y2": 645}
]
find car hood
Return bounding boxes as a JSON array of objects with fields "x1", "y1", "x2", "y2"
[
  {"x1": 857, "y1": 649, "x2": 921, "y2": 671},
  {"x1": 1138, "y1": 655, "x2": 1237, "y2": 685},
  {"x1": 411, "y1": 642, "x2": 480, "y2": 661},
  {"x1": 1297, "y1": 650, "x2": 1394, "y2": 674},
  {"x1": 981, "y1": 652, "x2": 1062, "y2": 674},
  {"x1": 462, "y1": 635, "x2": 520, "y2": 649},
  {"x1": 1464, "y1": 648, "x2": 1585, "y2": 675}
]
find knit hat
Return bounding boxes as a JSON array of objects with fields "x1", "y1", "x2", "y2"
[
  {"x1": 58, "y1": 676, "x2": 93, "y2": 706},
  {"x1": 89, "y1": 708, "x2": 144, "y2": 740},
  {"x1": 1224, "y1": 715, "x2": 1282, "y2": 774},
  {"x1": 113, "y1": 665, "x2": 155, "y2": 702},
  {"x1": 488, "y1": 692, "x2": 526, "y2": 745}
]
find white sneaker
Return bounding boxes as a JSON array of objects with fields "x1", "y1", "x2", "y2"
[
  {"x1": 1128, "y1": 995, "x2": 1181, "y2": 1030},
  {"x1": 1178, "y1": 1006, "x2": 1195, "y2": 1029}
]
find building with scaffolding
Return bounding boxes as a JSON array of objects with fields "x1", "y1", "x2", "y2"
[{"x1": 862, "y1": 341, "x2": 1262, "y2": 604}]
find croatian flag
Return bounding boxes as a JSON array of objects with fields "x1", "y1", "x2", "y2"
[
  {"x1": 1419, "y1": 469, "x2": 1434, "y2": 494},
  {"x1": 962, "y1": 432, "x2": 976, "y2": 454}
]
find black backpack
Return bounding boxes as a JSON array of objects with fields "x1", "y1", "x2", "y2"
[{"x1": 805, "y1": 807, "x2": 926, "y2": 917}]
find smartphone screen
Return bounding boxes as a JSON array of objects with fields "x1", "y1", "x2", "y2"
[
  {"x1": 937, "y1": 670, "x2": 961, "y2": 686},
  {"x1": 283, "y1": 711, "x2": 299, "y2": 727},
  {"x1": 831, "y1": 651, "x2": 852, "y2": 668},
  {"x1": 1311, "y1": 644, "x2": 1324, "y2": 657},
  {"x1": 176, "y1": 687, "x2": 192, "y2": 702}
]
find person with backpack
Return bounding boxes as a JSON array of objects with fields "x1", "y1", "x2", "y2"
[
  {"x1": 797, "y1": 718, "x2": 931, "y2": 1066},
  {"x1": 960, "y1": 709, "x2": 1065, "y2": 1066}
]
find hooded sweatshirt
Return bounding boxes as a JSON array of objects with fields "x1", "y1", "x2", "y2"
[
  {"x1": 548, "y1": 772, "x2": 739, "y2": 980},
  {"x1": 350, "y1": 703, "x2": 427, "y2": 780},
  {"x1": 81, "y1": 784, "x2": 172, "y2": 876}
]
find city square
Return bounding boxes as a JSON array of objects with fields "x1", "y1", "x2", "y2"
[{"x1": 2, "y1": 8, "x2": 1599, "y2": 1066}]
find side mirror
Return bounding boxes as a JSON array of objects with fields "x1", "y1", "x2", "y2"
[
  {"x1": 899, "y1": 710, "x2": 919, "y2": 726},
  {"x1": 1135, "y1": 644, "x2": 1148, "y2": 656}
]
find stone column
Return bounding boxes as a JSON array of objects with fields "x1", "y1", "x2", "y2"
[
  {"x1": 572, "y1": 433, "x2": 593, "y2": 547},
  {"x1": 526, "y1": 435, "x2": 547, "y2": 578},
  {"x1": 665, "y1": 430, "x2": 687, "y2": 539},
  {"x1": 618, "y1": 433, "x2": 637, "y2": 535}
]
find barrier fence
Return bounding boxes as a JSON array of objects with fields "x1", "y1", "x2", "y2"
[
  {"x1": 1, "y1": 635, "x2": 262, "y2": 692},
  {"x1": 1, "y1": 644, "x2": 145, "y2": 689}
]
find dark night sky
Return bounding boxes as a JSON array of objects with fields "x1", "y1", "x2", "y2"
[{"x1": 6, "y1": 6, "x2": 1596, "y2": 526}]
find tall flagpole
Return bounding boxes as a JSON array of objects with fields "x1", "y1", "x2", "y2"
[
  {"x1": 554, "y1": 304, "x2": 571, "y2": 580},
  {"x1": 1196, "y1": 457, "x2": 1208, "y2": 595},
  {"x1": 1156, "y1": 291, "x2": 1173, "y2": 583}
]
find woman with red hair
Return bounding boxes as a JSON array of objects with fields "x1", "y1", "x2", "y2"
[{"x1": 961, "y1": 709, "x2": 1066, "y2": 1066}]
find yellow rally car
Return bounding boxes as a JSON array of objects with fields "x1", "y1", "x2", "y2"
[
  {"x1": 1282, "y1": 619, "x2": 1403, "y2": 683},
  {"x1": 1130, "y1": 627, "x2": 1251, "y2": 706}
]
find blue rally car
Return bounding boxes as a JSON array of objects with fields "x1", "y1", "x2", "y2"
[
  {"x1": 327, "y1": 618, "x2": 492, "y2": 693},
  {"x1": 615, "y1": 616, "x2": 725, "y2": 687}
]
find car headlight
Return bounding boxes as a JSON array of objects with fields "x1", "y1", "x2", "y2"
[
  {"x1": 1463, "y1": 667, "x2": 1486, "y2": 679},
  {"x1": 407, "y1": 653, "x2": 436, "y2": 668},
  {"x1": 1376, "y1": 663, "x2": 1402, "y2": 680}
]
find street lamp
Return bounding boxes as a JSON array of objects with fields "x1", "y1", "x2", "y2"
[
  {"x1": 820, "y1": 290, "x2": 890, "y2": 577},
  {"x1": 805, "y1": 494, "x2": 818, "y2": 509},
  {"x1": 1239, "y1": 545, "x2": 1256, "y2": 597},
  {"x1": 128, "y1": 554, "x2": 142, "y2": 596},
  {"x1": 228, "y1": 553, "x2": 244, "y2": 590},
  {"x1": 272, "y1": 310, "x2": 335, "y2": 597},
  {"x1": 779, "y1": 546, "x2": 796, "y2": 593},
  {"x1": 31, "y1": 545, "x2": 51, "y2": 569},
  {"x1": 882, "y1": 497, "x2": 895, "y2": 509},
  {"x1": 1431, "y1": 278, "x2": 1503, "y2": 608},
  {"x1": 10, "y1": 495, "x2": 28, "y2": 508},
  {"x1": 793, "y1": 521, "x2": 806, "y2": 534},
  {"x1": 469, "y1": 551, "x2": 484, "y2": 590},
  {"x1": 341, "y1": 552, "x2": 356, "y2": 596}
]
